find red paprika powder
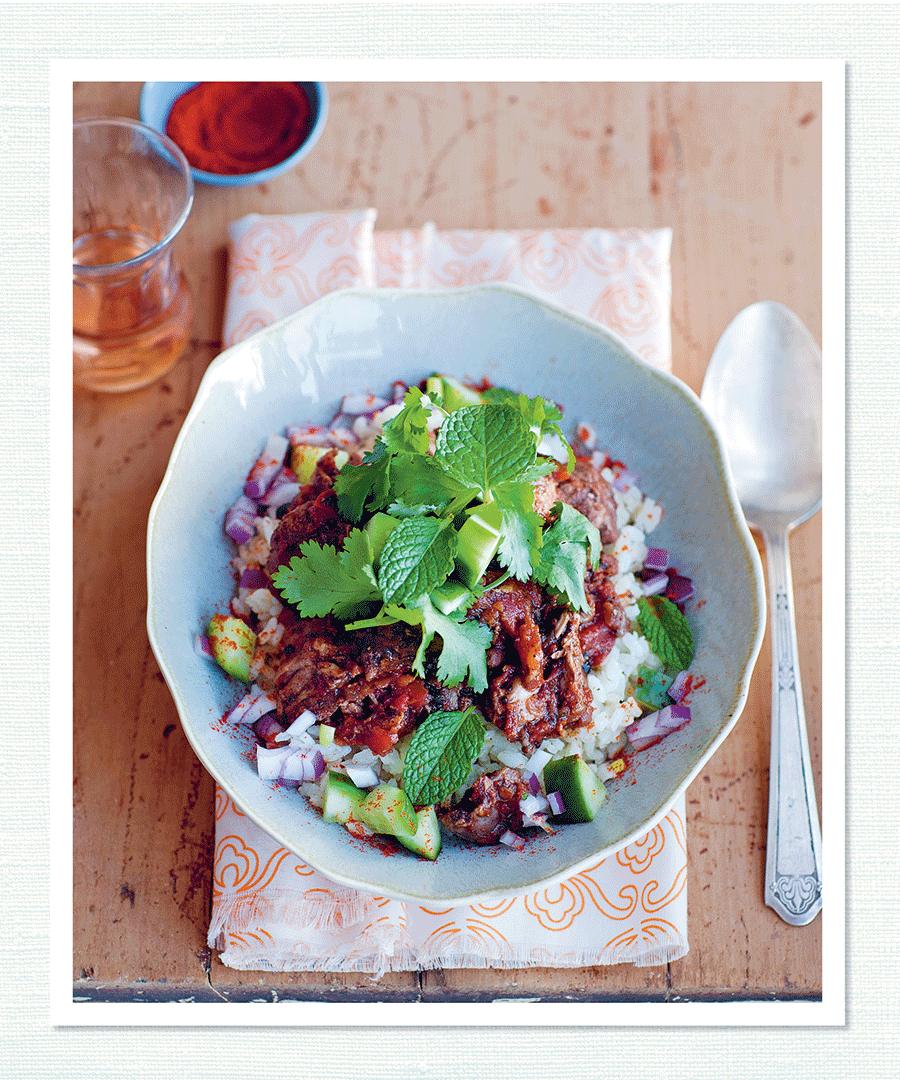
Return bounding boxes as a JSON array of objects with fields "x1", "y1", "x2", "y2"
[{"x1": 165, "y1": 82, "x2": 312, "y2": 175}]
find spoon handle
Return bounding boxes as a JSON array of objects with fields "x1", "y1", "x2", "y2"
[{"x1": 762, "y1": 525, "x2": 823, "y2": 925}]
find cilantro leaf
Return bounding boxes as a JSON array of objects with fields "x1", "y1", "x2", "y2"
[
  {"x1": 271, "y1": 530, "x2": 380, "y2": 619},
  {"x1": 347, "y1": 594, "x2": 490, "y2": 692},
  {"x1": 377, "y1": 515, "x2": 457, "y2": 606},
  {"x1": 388, "y1": 454, "x2": 471, "y2": 511},
  {"x1": 546, "y1": 501, "x2": 601, "y2": 561},
  {"x1": 381, "y1": 386, "x2": 433, "y2": 456},
  {"x1": 333, "y1": 443, "x2": 391, "y2": 522},
  {"x1": 533, "y1": 503, "x2": 601, "y2": 610},
  {"x1": 434, "y1": 405, "x2": 537, "y2": 498},
  {"x1": 492, "y1": 480, "x2": 544, "y2": 580},
  {"x1": 636, "y1": 595, "x2": 695, "y2": 671},
  {"x1": 401, "y1": 707, "x2": 486, "y2": 805},
  {"x1": 420, "y1": 596, "x2": 491, "y2": 691}
]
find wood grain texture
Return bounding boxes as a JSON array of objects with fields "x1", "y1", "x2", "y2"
[{"x1": 73, "y1": 80, "x2": 822, "y2": 1001}]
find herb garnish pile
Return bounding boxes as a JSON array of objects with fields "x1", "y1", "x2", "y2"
[{"x1": 273, "y1": 379, "x2": 597, "y2": 697}]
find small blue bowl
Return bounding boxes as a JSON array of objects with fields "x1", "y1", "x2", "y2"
[{"x1": 139, "y1": 81, "x2": 327, "y2": 187}]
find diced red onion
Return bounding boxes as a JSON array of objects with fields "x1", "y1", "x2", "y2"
[
  {"x1": 194, "y1": 633, "x2": 214, "y2": 660},
  {"x1": 239, "y1": 567, "x2": 268, "y2": 590},
  {"x1": 669, "y1": 670, "x2": 690, "y2": 703},
  {"x1": 253, "y1": 713, "x2": 285, "y2": 743},
  {"x1": 265, "y1": 481, "x2": 301, "y2": 510},
  {"x1": 644, "y1": 546, "x2": 670, "y2": 572},
  {"x1": 519, "y1": 793, "x2": 549, "y2": 818},
  {"x1": 547, "y1": 790, "x2": 566, "y2": 816},
  {"x1": 665, "y1": 574, "x2": 694, "y2": 604},
  {"x1": 611, "y1": 467, "x2": 638, "y2": 492},
  {"x1": 224, "y1": 684, "x2": 265, "y2": 724},
  {"x1": 244, "y1": 434, "x2": 289, "y2": 499},
  {"x1": 277, "y1": 709, "x2": 318, "y2": 741},
  {"x1": 352, "y1": 415, "x2": 376, "y2": 440},
  {"x1": 345, "y1": 764, "x2": 380, "y2": 789},
  {"x1": 341, "y1": 392, "x2": 389, "y2": 415},
  {"x1": 241, "y1": 692, "x2": 279, "y2": 725},
  {"x1": 641, "y1": 572, "x2": 669, "y2": 597},
  {"x1": 281, "y1": 750, "x2": 312, "y2": 782},
  {"x1": 256, "y1": 744, "x2": 295, "y2": 780},
  {"x1": 499, "y1": 830, "x2": 526, "y2": 850},
  {"x1": 224, "y1": 494, "x2": 258, "y2": 544},
  {"x1": 329, "y1": 426, "x2": 358, "y2": 449},
  {"x1": 285, "y1": 423, "x2": 332, "y2": 448},
  {"x1": 524, "y1": 770, "x2": 541, "y2": 796},
  {"x1": 261, "y1": 464, "x2": 299, "y2": 507},
  {"x1": 625, "y1": 704, "x2": 691, "y2": 751},
  {"x1": 522, "y1": 813, "x2": 551, "y2": 831}
]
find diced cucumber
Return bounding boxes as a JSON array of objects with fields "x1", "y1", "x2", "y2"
[
  {"x1": 291, "y1": 445, "x2": 349, "y2": 482},
  {"x1": 357, "y1": 784, "x2": 418, "y2": 839},
  {"x1": 426, "y1": 374, "x2": 483, "y2": 412},
  {"x1": 456, "y1": 500, "x2": 504, "y2": 587},
  {"x1": 364, "y1": 512, "x2": 400, "y2": 566},
  {"x1": 431, "y1": 579, "x2": 472, "y2": 615},
  {"x1": 322, "y1": 770, "x2": 366, "y2": 825},
  {"x1": 397, "y1": 805, "x2": 443, "y2": 860},
  {"x1": 318, "y1": 723, "x2": 336, "y2": 747},
  {"x1": 543, "y1": 754, "x2": 607, "y2": 824},
  {"x1": 207, "y1": 614, "x2": 256, "y2": 684},
  {"x1": 632, "y1": 665, "x2": 675, "y2": 715}
]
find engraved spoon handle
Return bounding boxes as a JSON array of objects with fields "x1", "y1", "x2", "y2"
[{"x1": 761, "y1": 523, "x2": 822, "y2": 925}]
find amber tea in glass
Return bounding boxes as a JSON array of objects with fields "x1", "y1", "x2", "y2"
[{"x1": 73, "y1": 118, "x2": 194, "y2": 393}]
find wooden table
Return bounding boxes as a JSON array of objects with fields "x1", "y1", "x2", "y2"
[{"x1": 73, "y1": 80, "x2": 822, "y2": 1002}]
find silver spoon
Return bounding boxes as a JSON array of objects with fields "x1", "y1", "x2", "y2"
[{"x1": 701, "y1": 300, "x2": 823, "y2": 926}]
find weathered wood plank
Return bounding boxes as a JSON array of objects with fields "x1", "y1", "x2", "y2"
[{"x1": 73, "y1": 79, "x2": 822, "y2": 1000}]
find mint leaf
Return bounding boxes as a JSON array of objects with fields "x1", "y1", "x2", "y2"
[
  {"x1": 401, "y1": 707, "x2": 486, "y2": 805},
  {"x1": 377, "y1": 515, "x2": 457, "y2": 606},
  {"x1": 492, "y1": 480, "x2": 544, "y2": 580},
  {"x1": 434, "y1": 405, "x2": 536, "y2": 498},
  {"x1": 420, "y1": 596, "x2": 491, "y2": 691},
  {"x1": 272, "y1": 530, "x2": 380, "y2": 619},
  {"x1": 636, "y1": 595, "x2": 695, "y2": 671}
]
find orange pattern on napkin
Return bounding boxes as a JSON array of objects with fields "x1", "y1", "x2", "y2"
[{"x1": 209, "y1": 210, "x2": 685, "y2": 972}]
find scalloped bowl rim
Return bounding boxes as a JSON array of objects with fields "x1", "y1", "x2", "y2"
[{"x1": 147, "y1": 283, "x2": 765, "y2": 905}]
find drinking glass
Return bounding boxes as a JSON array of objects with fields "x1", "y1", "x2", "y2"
[{"x1": 73, "y1": 118, "x2": 194, "y2": 392}]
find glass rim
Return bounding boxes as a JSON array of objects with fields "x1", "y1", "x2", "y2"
[{"x1": 73, "y1": 116, "x2": 195, "y2": 275}]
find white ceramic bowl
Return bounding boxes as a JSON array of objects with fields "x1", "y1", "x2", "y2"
[{"x1": 147, "y1": 284, "x2": 765, "y2": 904}]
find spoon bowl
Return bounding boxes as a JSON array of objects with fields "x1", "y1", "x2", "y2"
[
  {"x1": 701, "y1": 301, "x2": 822, "y2": 530},
  {"x1": 701, "y1": 300, "x2": 823, "y2": 926}
]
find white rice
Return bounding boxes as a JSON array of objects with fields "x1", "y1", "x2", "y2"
[{"x1": 232, "y1": 414, "x2": 665, "y2": 805}]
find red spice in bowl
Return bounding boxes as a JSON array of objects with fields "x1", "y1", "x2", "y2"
[{"x1": 165, "y1": 82, "x2": 312, "y2": 175}]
